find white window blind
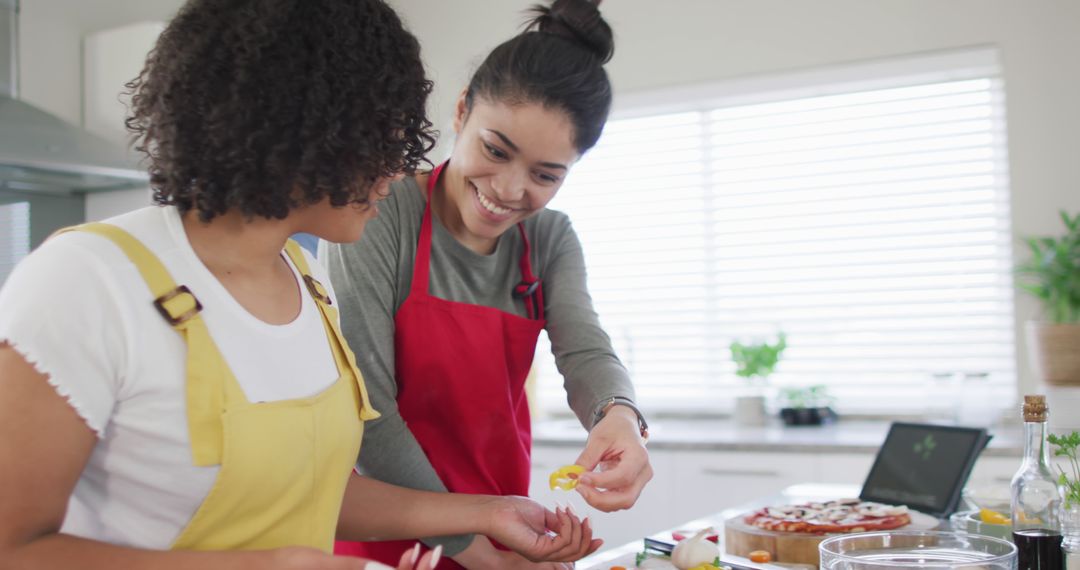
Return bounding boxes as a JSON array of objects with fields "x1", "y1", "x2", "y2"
[
  {"x1": 0, "y1": 202, "x2": 30, "y2": 286},
  {"x1": 534, "y1": 48, "x2": 1015, "y2": 414}
]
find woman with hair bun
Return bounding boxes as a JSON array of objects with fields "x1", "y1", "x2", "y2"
[
  {"x1": 327, "y1": 1, "x2": 653, "y2": 567},
  {"x1": 0, "y1": 1, "x2": 597, "y2": 568}
]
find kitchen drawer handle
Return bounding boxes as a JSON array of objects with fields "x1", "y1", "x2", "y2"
[{"x1": 701, "y1": 467, "x2": 780, "y2": 478}]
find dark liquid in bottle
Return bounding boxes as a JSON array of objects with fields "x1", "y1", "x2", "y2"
[{"x1": 1013, "y1": 528, "x2": 1064, "y2": 570}]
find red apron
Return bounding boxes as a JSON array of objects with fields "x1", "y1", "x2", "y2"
[{"x1": 336, "y1": 163, "x2": 546, "y2": 568}]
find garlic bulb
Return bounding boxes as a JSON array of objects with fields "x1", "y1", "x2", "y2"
[{"x1": 670, "y1": 527, "x2": 719, "y2": 570}]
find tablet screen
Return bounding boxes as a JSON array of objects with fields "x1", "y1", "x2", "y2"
[{"x1": 860, "y1": 423, "x2": 990, "y2": 517}]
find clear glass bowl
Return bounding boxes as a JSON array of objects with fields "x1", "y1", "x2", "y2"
[
  {"x1": 949, "y1": 509, "x2": 1013, "y2": 541},
  {"x1": 819, "y1": 530, "x2": 1017, "y2": 569}
]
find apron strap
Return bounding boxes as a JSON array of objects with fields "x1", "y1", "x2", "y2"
[
  {"x1": 52, "y1": 223, "x2": 229, "y2": 466},
  {"x1": 282, "y1": 240, "x2": 380, "y2": 422},
  {"x1": 513, "y1": 224, "x2": 544, "y2": 322},
  {"x1": 410, "y1": 162, "x2": 447, "y2": 298}
]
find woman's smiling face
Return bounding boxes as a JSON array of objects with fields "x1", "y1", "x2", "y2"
[{"x1": 440, "y1": 93, "x2": 580, "y2": 253}]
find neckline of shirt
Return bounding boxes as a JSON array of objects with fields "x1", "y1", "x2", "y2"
[
  {"x1": 401, "y1": 176, "x2": 515, "y2": 269},
  {"x1": 160, "y1": 206, "x2": 318, "y2": 338}
]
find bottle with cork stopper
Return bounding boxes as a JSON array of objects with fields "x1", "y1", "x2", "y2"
[{"x1": 1012, "y1": 394, "x2": 1064, "y2": 570}]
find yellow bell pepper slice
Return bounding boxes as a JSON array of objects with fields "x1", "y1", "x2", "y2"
[
  {"x1": 548, "y1": 464, "x2": 586, "y2": 491},
  {"x1": 979, "y1": 508, "x2": 1010, "y2": 525},
  {"x1": 687, "y1": 565, "x2": 722, "y2": 570}
]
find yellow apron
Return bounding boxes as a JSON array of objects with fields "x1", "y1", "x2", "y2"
[{"x1": 61, "y1": 223, "x2": 379, "y2": 552}]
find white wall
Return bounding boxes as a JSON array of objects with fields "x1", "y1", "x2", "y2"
[
  {"x1": 16, "y1": 0, "x2": 1080, "y2": 404},
  {"x1": 19, "y1": 0, "x2": 180, "y2": 220}
]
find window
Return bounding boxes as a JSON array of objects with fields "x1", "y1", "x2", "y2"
[
  {"x1": 534, "y1": 48, "x2": 1015, "y2": 415},
  {"x1": 0, "y1": 201, "x2": 30, "y2": 286}
]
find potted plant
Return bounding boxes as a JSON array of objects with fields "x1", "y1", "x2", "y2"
[
  {"x1": 778, "y1": 384, "x2": 837, "y2": 426},
  {"x1": 729, "y1": 332, "x2": 786, "y2": 426},
  {"x1": 1016, "y1": 210, "x2": 1080, "y2": 386}
]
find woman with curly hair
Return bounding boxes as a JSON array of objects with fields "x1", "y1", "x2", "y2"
[
  {"x1": 0, "y1": 1, "x2": 597, "y2": 569},
  {"x1": 327, "y1": 1, "x2": 651, "y2": 568}
]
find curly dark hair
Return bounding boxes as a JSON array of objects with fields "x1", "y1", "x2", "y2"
[{"x1": 125, "y1": 0, "x2": 436, "y2": 222}]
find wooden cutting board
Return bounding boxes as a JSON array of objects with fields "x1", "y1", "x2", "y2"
[{"x1": 723, "y1": 510, "x2": 939, "y2": 567}]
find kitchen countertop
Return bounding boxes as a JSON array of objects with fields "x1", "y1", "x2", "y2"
[
  {"x1": 532, "y1": 418, "x2": 1025, "y2": 456},
  {"x1": 578, "y1": 483, "x2": 863, "y2": 569}
]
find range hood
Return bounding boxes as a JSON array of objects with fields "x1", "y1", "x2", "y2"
[{"x1": 0, "y1": 0, "x2": 147, "y2": 195}]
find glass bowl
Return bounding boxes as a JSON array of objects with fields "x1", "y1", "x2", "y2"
[
  {"x1": 949, "y1": 509, "x2": 1012, "y2": 541},
  {"x1": 819, "y1": 530, "x2": 1017, "y2": 569}
]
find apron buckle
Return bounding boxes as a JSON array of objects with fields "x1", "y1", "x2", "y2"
[
  {"x1": 304, "y1": 275, "x2": 333, "y2": 306},
  {"x1": 153, "y1": 285, "x2": 203, "y2": 326},
  {"x1": 513, "y1": 279, "x2": 541, "y2": 299}
]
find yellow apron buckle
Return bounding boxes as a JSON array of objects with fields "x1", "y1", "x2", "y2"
[
  {"x1": 153, "y1": 285, "x2": 203, "y2": 326},
  {"x1": 303, "y1": 274, "x2": 333, "y2": 306}
]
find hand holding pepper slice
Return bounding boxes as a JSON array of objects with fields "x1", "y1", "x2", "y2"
[{"x1": 548, "y1": 464, "x2": 586, "y2": 491}]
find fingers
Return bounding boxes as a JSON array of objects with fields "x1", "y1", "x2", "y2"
[
  {"x1": 576, "y1": 479, "x2": 639, "y2": 512},
  {"x1": 573, "y1": 437, "x2": 606, "y2": 472},
  {"x1": 577, "y1": 445, "x2": 648, "y2": 490},
  {"x1": 386, "y1": 543, "x2": 440, "y2": 570},
  {"x1": 538, "y1": 505, "x2": 595, "y2": 563},
  {"x1": 577, "y1": 454, "x2": 653, "y2": 512},
  {"x1": 574, "y1": 516, "x2": 599, "y2": 560},
  {"x1": 415, "y1": 545, "x2": 441, "y2": 570}
]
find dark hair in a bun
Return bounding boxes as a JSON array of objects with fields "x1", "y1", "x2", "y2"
[{"x1": 464, "y1": 0, "x2": 613, "y2": 153}]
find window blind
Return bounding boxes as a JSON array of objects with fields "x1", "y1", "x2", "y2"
[
  {"x1": 0, "y1": 201, "x2": 30, "y2": 286},
  {"x1": 534, "y1": 49, "x2": 1015, "y2": 415}
]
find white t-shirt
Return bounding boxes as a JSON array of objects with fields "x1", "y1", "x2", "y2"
[{"x1": 0, "y1": 206, "x2": 341, "y2": 549}]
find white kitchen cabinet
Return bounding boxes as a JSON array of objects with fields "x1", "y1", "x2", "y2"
[
  {"x1": 82, "y1": 22, "x2": 161, "y2": 220},
  {"x1": 814, "y1": 452, "x2": 877, "y2": 486},
  {"x1": 669, "y1": 450, "x2": 814, "y2": 522},
  {"x1": 83, "y1": 22, "x2": 164, "y2": 143}
]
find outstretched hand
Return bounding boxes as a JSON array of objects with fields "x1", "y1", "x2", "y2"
[
  {"x1": 485, "y1": 496, "x2": 602, "y2": 563},
  {"x1": 574, "y1": 405, "x2": 652, "y2": 512}
]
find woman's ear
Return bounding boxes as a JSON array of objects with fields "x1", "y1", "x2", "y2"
[{"x1": 452, "y1": 88, "x2": 470, "y2": 134}]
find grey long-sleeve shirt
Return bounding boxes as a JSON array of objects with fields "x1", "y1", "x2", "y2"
[{"x1": 324, "y1": 177, "x2": 635, "y2": 554}]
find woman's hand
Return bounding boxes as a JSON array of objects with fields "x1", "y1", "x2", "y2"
[
  {"x1": 453, "y1": 535, "x2": 574, "y2": 570},
  {"x1": 484, "y1": 496, "x2": 602, "y2": 563},
  {"x1": 270, "y1": 544, "x2": 440, "y2": 570},
  {"x1": 574, "y1": 405, "x2": 652, "y2": 512}
]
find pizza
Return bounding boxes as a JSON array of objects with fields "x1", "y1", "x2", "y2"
[{"x1": 743, "y1": 498, "x2": 911, "y2": 534}]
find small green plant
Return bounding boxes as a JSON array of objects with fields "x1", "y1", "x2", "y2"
[
  {"x1": 779, "y1": 384, "x2": 834, "y2": 410},
  {"x1": 1016, "y1": 210, "x2": 1080, "y2": 324},
  {"x1": 730, "y1": 332, "x2": 787, "y2": 384},
  {"x1": 1049, "y1": 431, "x2": 1080, "y2": 508}
]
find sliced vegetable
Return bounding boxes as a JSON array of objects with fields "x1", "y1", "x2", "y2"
[
  {"x1": 979, "y1": 508, "x2": 1010, "y2": 525},
  {"x1": 548, "y1": 464, "x2": 586, "y2": 491}
]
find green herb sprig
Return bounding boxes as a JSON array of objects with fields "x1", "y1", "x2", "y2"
[{"x1": 1048, "y1": 431, "x2": 1080, "y2": 508}]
